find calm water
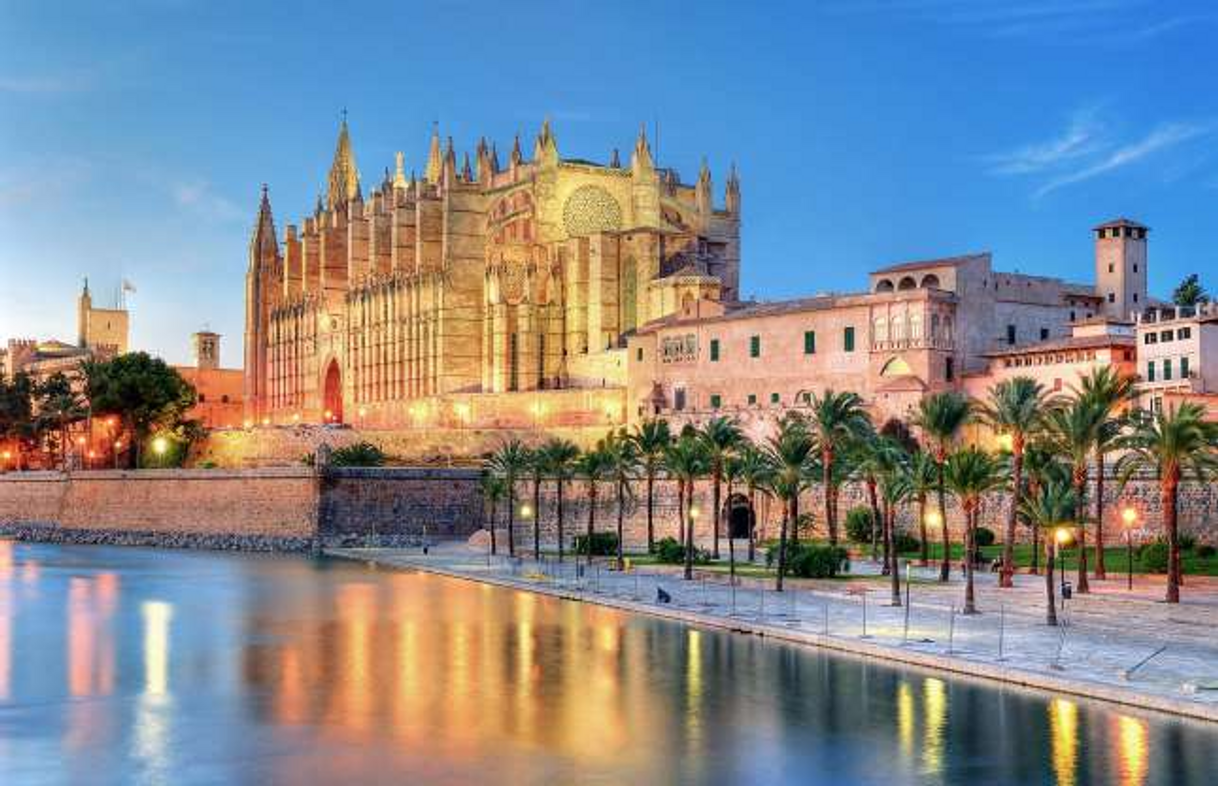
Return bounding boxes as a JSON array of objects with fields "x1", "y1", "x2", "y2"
[{"x1": 0, "y1": 543, "x2": 1214, "y2": 785}]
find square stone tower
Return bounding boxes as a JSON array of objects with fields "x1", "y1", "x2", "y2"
[
  {"x1": 193, "y1": 331, "x2": 221, "y2": 370},
  {"x1": 1094, "y1": 218, "x2": 1148, "y2": 320}
]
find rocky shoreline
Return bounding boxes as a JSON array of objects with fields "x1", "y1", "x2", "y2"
[{"x1": 0, "y1": 523, "x2": 422, "y2": 553}]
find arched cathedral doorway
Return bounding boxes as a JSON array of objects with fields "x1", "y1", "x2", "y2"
[
  {"x1": 724, "y1": 493, "x2": 755, "y2": 539},
  {"x1": 323, "y1": 360, "x2": 343, "y2": 424}
]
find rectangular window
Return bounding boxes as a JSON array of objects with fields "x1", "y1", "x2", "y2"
[
  {"x1": 801, "y1": 392, "x2": 811, "y2": 404},
  {"x1": 1147, "y1": 361, "x2": 1155, "y2": 382},
  {"x1": 945, "y1": 357, "x2": 954, "y2": 381},
  {"x1": 709, "y1": 338, "x2": 720, "y2": 362},
  {"x1": 747, "y1": 394, "x2": 757, "y2": 406},
  {"x1": 843, "y1": 327, "x2": 855, "y2": 352},
  {"x1": 1161, "y1": 330, "x2": 1173, "y2": 342},
  {"x1": 1040, "y1": 327, "x2": 1049, "y2": 341},
  {"x1": 710, "y1": 394, "x2": 722, "y2": 409},
  {"x1": 1179, "y1": 327, "x2": 1192, "y2": 339},
  {"x1": 1144, "y1": 333, "x2": 1157, "y2": 345},
  {"x1": 674, "y1": 388, "x2": 686, "y2": 411},
  {"x1": 770, "y1": 392, "x2": 780, "y2": 404},
  {"x1": 1163, "y1": 359, "x2": 1173, "y2": 381},
  {"x1": 804, "y1": 330, "x2": 816, "y2": 354},
  {"x1": 749, "y1": 335, "x2": 760, "y2": 358},
  {"x1": 1006, "y1": 325, "x2": 1017, "y2": 345},
  {"x1": 636, "y1": 347, "x2": 644, "y2": 362},
  {"x1": 1108, "y1": 263, "x2": 1114, "y2": 273},
  {"x1": 1181, "y1": 356, "x2": 1190, "y2": 378},
  {"x1": 1108, "y1": 293, "x2": 1116, "y2": 303}
]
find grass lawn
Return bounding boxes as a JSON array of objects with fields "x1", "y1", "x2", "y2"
[{"x1": 898, "y1": 542, "x2": 1218, "y2": 577}]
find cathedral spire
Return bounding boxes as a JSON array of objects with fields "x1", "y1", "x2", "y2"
[
  {"x1": 725, "y1": 162, "x2": 741, "y2": 215},
  {"x1": 609, "y1": 148, "x2": 621, "y2": 168},
  {"x1": 249, "y1": 184, "x2": 279, "y2": 269},
  {"x1": 461, "y1": 151, "x2": 473, "y2": 182},
  {"x1": 425, "y1": 123, "x2": 443, "y2": 184},
  {"x1": 510, "y1": 134, "x2": 523, "y2": 168},
  {"x1": 393, "y1": 151, "x2": 408, "y2": 190},
  {"x1": 326, "y1": 115, "x2": 361, "y2": 209},
  {"x1": 631, "y1": 123, "x2": 654, "y2": 175},
  {"x1": 534, "y1": 117, "x2": 558, "y2": 164}
]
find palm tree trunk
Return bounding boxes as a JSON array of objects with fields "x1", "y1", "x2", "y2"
[
  {"x1": 556, "y1": 478, "x2": 565, "y2": 561},
  {"x1": 776, "y1": 499, "x2": 790, "y2": 592},
  {"x1": 790, "y1": 489, "x2": 801, "y2": 548},
  {"x1": 1030, "y1": 523, "x2": 1040, "y2": 574},
  {"x1": 489, "y1": 497, "x2": 498, "y2": 556},
  {"x1": 880, "y1": 496, "x2": 891, "y2": 576},
  {"x1": 747, "y1": 484, "x2": 757, "y2": 562},
  {"x1": 823, "y1": 451, "x2": 836, "y2": 546},
  {"x1": 616, "y1": 478, "x2": 625, "y2": 571},
  {"x1": 867, "y1": 478, "x2": 881, "y2": 562},
  {"x1": 507, "y1": 482, "x2": 516, "y2": 557},
  {"x1": 586, "y1": 482, "x2": 597, "y2": 567},
  {"x1": 712, "y1": 469, "x2": 721, "y2": 559},
  {"x1": 1164, "y1": 472, "x2": 1180, "y2": 604},
  {"x1": 1045, "y1": 538, "x2": 1058, "y2": 626},
  {"x1": 646, "y1": 470, "x2": 655, "y2": 553},
  {"x1": 677, "y1": 478, "x2": 686, "y2": 547},
  {"x1": 888, "y1": 504, "x2": 901, "y2": 606},
  {"x1": 1074, "y1": 466, "x2": 1089, "y2": 594},
  {"x1": 683, "y1": 479, "x2": 695, "y2": 580},
  {"x1": 1093, "y1": 447, "x2": 1107, "y2": 580},
  {"x1": 937, "y1": 459, "x2": 950, "y2": 582},
  {"x1": 963, "y1": 506, "x2": 977, "y2": 614},
  {"x1": 918, "y1": 492, "x2": 929, "y2": 566},
  {"x1": 1001, "y1": 446, "x2": 1022, "y2": 589},
  {"x1": 533, "y1": 477, "x2": 542, "y2": 561},
  {"x1": 726, "y1": 475, "x2": 736, "y2": 584}
]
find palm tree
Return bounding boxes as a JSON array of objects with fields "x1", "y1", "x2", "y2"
[
  {"x1": 574, "y1": 443, "x2": 613, "y2": 567},
  {"x1": 1042, "y1": 398, "x2": 1098, "y2": 593},
  {"x1": 631, "y1": 418, "x2": 672, "y2": 553},
  {"x1": 907, "y1": 451, "x2": 938, "y2": 566},
  {"x1": 913, "y1": 391, "x2": 973, "y2": 581},
  {"x1": 489, "y1": 439, "x2": 530, "y2": 557},
  {"x1": 602, "y1": 429, "x2": 639, "y2": 570},
  {"x1": 1075, "y1": 366, "x2": 1136, "y2": 580},
  {"x1": 664, "y1": 431, "x2": 709, "y2": 579},
  {"x1": 977, "y1": 376, "x2": 1049, "y2": 588},
  {"x1": 699, "y1": 416, "x2": 743, "y2": 559},
  {"x1": 1019, "y1": 479, "x2": 1079, "y2": 625},
  {"x1": 525, "y1": 446, "x2": 545, "y2": 560},
  {"x1": 538, "y1": 438, "x2": 580, "y2": 561},
  {"x1": 736, "y1": 444, "x2": 773, "y2": 562},
  {"x1": 1117, "y1": 403, "x2": 1218, "y2": 603},
  {"x1": 807, "y1": 391, "x2": 871, "y2": 546},
  {"x1": 1021, "y1": 441, "x2": 1068, "y2": 575},
  {"x1": 723, "y1": 449, "x2": 745, "y2": 583},
  {"x1": 945, "y1": 447, "x2": 1005, "y2": 614},
  {"x1": 853, "y1": 429, "x2": 894, "y2": 565},
  {"x1": 478, "y1": 471, "x2": 506, "y2": 556},
  {"x1": 878, "y1": 450, "x2": 913, "y2": 606},
  {"x1": 764, "y1": 413, "x2": 817, "y2": 591}
]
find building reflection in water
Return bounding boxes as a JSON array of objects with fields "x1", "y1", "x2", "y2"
[
  {"x1": 922, "y1": 677, "x2": 947, "y2": 777},
  {"x1": 1050, "y1": 697, "x2": 1079, "y2": 786},
  {"x1": 133, "y1": 600, "x2": 174, "y2": 778},
  {"x1": 1116, "y1": 714, "x2": 1148, "y2": 786}
]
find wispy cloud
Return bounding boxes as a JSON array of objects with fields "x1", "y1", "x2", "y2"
[
  {"x1": 985, "y1": 106, "x2": 1105, "y2": 175},
  {"x1": 1034, "y1": 122, "x2": 1214, "y2": 197},
  {"x1": 172, "y1": 181, "x2": 243, "y2": 222}
]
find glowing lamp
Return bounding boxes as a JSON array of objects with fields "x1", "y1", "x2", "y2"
[
  {"x1": 520, "y1": 503, "x2": 533, "y2": 519},
  {"x1": 996, "y1": 433, "x2": 1014, "y2": 452},
  {"x1": 358, "y1": 407, "x2": 367, "y2": 418},
  {"x1": 243, "y1": 419, "x2": 253, "y2": 429},
  {"x1": 292, "y1": 413, "x2": 301, "y2": 422},
  {"x1": 1055, "y1": 527, "x2": 1072, "y2": 546},
  {"x1": 925, "y1": 509, "x2": 943, "y2": 528},
  {"x1": 261, "y1": 417, "x2": 270, "y2": 426},
  {"x1": 1, "y1": 451, "x2": 10, "y2": 460},
  {"x1": 690, "y1": 506, "x2": 701, "y2": 520},
  {"x1": 1121, "y1": 507, "x2": 1138, "y2": 527},
  {"x1": 152, "y1": 436, "x2": 169, "y2": 456},
  {"x1": 77, "y1": 436, "x2": 87, "y2": 446},
  {"x1": 114, "y1": 441, "x2": 123, "y2": 450}
]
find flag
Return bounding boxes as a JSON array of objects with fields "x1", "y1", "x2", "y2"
[{"x1": 122, "y1": 279, "x2": 137, "y2": 294}]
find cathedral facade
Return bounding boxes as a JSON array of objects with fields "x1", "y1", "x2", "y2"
[{"x1": 243, "y1": 119, "x2": 741, "y2": 428}]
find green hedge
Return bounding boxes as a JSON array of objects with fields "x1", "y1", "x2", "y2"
[{"x1": 573, "y1": 532, "x2": 619, "y2": 556}]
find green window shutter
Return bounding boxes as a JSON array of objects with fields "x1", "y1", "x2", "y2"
[
  {"x1": 710, "y1": 338, "x2": 720, "y2": 362},
  {"x1": 1181, "y1": 356, "x2": 1190, "y2": 378},
  {"x1": 770, "y1": 392, "x2": 780, "y2": 404},
  {"x1": 1147, "y1": 361, "x2": 1155, "y2": 382},
  {"x1": 804, "y1": 330, "x2": 816, "y2": 354},
  {"x1": 750, "y1": 335, "x2": 760, "y2": 358},
  {"x1": 710, "y1": 394, "x2": 722, "y2": 409},
  {"x1": 747, "y1": 394, "x2": 757, "y2": 406},
  {"x1": 1163, "y1": 359, "x2": 1173, "y2": 381},
  {"x1": 844, "y1": 326, "x2": 855, "y2": 352}
]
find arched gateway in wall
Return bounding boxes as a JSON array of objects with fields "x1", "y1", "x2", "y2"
[
  {"x1": 724, "y1": 493, "x2": 756, "y2": 539},
  {"x1": 323, "y1": 359, "x2": 343, "y2": 424}
]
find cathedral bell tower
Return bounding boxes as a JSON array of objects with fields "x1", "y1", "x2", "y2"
[{"x1": 243, "y1": 184, "x2": 279, "y2": 422}]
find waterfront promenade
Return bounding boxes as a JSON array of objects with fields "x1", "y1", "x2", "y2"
[{"x1": 330, "y1": 542, "x2": 1218, "y2": 724}]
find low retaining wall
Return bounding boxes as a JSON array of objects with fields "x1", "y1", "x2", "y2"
[{"x1": 0, "y1": 466, "x2": 483, "y2": 551}]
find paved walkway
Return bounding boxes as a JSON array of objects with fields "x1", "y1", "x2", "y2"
[{"x1": 327, "y1": 542, "x2": 1218, "y2": 723}]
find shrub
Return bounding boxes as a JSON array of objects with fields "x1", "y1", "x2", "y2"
[
  {"x1": 844, "y1": 506, "x2": 875, "y2": 543},
  {"x1": 787, "y1": 544, "x2": 850, "y2": 579},
  {"x1": 1196, "y1": 543, "x2": 1216, "y2": 559},
  {"x1": 573, "y1": 532, "x2": 618, "y2": 556},
  {"x1": 892, "y1": 529, "x2": 920, "y2": 554},
  {"x1": 655, "y1": 536, "x2": 684, "y2": 564},
  {"x1": 1178, "y1": 533, "x2": 1197, "y2": 551},
  {"x1": 330, "y1": 442, "x2": 386, "y2": 467},
  {"x1": 1139, "y1": 541, "x2": 1169, "y2": 574},
  {"x1": 974, "y1": 527, "x2": 996, "y2": 548}
]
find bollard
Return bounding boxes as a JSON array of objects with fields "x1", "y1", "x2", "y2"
[
  {"x1": 861, "y1": 591, "x2": 870, "y2": 639},
  {"x1": 759, "y1": 586, "x2": 766, "y2": 619},
  {"x1": 947, "y1": 605, "x2": 956, "y2": 655},
  {"x1": 730, "y1": 581, "x2": 737, "y2": 616},
  {"x1": 594, "y1": 563, "x2": 600, "y2": 593},
  {"x1": 789, "y1": 587, "x2": 797, "y2": 619},
  {"x1": 902, "y1": 597, "x2": 911, "y2": 644},
  {"x1": 823, "y1": 602, "x2": 830, "y2": 636},
  {"x1": 634, "y1": 570, "x2": 641, "y2": 600}
]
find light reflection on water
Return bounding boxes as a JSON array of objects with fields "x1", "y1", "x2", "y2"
[{"x1": 0, "y1": 542, "x2": 1214, "y2": 785}]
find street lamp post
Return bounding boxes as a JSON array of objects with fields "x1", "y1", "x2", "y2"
[
  {"x1": 1055, "y1": 527, "x2": 1073, "y2": 607},
  {"x1": 1122, "y1": 507, "x2": 1138, "y2": 592}
]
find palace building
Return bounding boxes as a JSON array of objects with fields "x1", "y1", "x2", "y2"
[{"x1": 243, "y1": 119, "x2": 740, "y2": 428}]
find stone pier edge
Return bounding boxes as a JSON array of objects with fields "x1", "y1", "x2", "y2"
[{"x1": 326, "y1": 549, "x2": 1218, "y2": 726}]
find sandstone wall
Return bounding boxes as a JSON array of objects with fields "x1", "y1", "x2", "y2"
[{"x1": 320, "y1": 467, "x2": 483, "y2": 539}]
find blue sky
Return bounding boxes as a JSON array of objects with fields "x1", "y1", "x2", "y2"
[{"x1": 2, "y1": 0, "x2": 1215, "y2": 365}]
